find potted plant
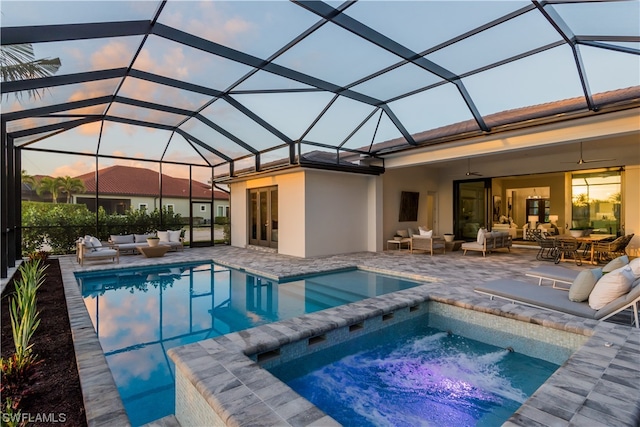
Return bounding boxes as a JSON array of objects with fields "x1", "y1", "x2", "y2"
[
  {"x1": 147, "y1": 236, "x2": 160, "y2": 247},
  {"x1": 444, "y1": 233, "x2": 455, "y2": 243}
]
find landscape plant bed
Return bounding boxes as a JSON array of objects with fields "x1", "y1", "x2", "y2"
[{"x1": 1, "y1": 259, "x2": 87, "y2": 426}]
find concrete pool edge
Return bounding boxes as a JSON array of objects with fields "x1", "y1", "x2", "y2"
[
  {"x1": 168, "y1": 285, "x2": 640, "y2": 427},
  {"x1": 59, "y1": 256, "x2": 131, "y2": 427}
]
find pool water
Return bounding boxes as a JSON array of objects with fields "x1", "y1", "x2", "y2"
[
  {"x1": 76, "y1": 262, "x2": 423, "y2": 426},
  {"x1": 269, "y1": 318, "x2": 559, "y2": 426}
]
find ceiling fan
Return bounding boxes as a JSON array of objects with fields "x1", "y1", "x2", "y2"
[
  {"x1": 562, "y1": 141, "x2": 615, "y2": 165},
  {"x1": 465, "y1": 158, "x2": 482, "y2": 176}
]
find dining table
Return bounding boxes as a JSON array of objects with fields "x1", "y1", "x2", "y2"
[{"x1": 575, "y1": 234, "x2": 617, "y2": 265}]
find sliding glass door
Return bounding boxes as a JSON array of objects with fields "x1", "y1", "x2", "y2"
[
  {"x1": 248, "y1": 187, "x2": 278, "y2": 248},
  {"x1": 454, "y1": 179, "x2": 491, "y2": 240}
]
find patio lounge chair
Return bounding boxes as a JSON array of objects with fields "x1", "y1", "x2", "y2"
[
  {"x1": 474, "y1": 278, "x2": 640, "y2": 328},
  {"x1": 525, "y1": 255, "x2": 631, "y2": 289}
]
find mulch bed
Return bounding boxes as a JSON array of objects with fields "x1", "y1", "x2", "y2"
[{"x1": 1, "y1": 259, "x2": 87, "y2": 426}]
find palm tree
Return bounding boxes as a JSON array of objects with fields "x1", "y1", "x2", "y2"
[
  {"x1": 58, "y1": 176, "x2": 85, "y2": 203},
  {"x1": 1, "y1": 43, "x2": 61, "y2": 99},
  {"x1": 36, "y1": 176, "x2": 63, "y2": 203},
  {"x1": 21, "y1": 169, "x2": 35, "y2": 188}
]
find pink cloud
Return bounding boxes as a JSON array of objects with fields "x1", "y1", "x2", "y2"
[{"x1": 52, "y1": 159, "x2": 95, "y2": 178}]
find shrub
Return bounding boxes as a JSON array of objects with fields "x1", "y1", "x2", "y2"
[
  {"x1": 1, "y1": 260, "x2": 47, "y2": 396},
  {"x1": 22, "y1": 203, "x2": 184, "y2": 254}
]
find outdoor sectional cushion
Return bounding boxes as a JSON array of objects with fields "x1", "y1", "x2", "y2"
[
  {"x1": 134, "y1": 234, "x2": 155, "y2": 242},
  {"x1": 157, "y1": 231, "x2": 170, "y2": 242},
  {"x1": 525, "y1": 265, "x2": 580, "y2": 286},
  {"x1": 110, "y1": 234, "x2": 134, "y2": 244},
  {"x1": 475, "y1": 278, "x2": 640, "y2": 322}
]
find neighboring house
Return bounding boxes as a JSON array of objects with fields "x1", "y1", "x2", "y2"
[{"x1": 74, "y1": 165, "x2": 229, "y2": 222}]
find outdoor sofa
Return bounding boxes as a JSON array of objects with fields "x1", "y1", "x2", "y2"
[
  {"x1": 108, "y1": 231, "x2": 184, "y2": 254},
  {"x1": 461, "y1": 230, "x2": 512, "y2": 256},
  {"x1": 475, "y1": 256, "x2": 640, "y2": 328}
]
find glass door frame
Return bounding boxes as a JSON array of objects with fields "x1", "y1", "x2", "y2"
[
  {"x1": 190, "y1": 201, "x2": 213, "y2": 247},
  {"x1": 248, "y1": 186, "x2": 278, "y2": 249},
  {"x1": 453, "y1": 178, "x2": 492, "y2": 241}
]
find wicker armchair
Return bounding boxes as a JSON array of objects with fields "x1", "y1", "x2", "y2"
[
  {"x1": 554, "y1": 236, "x2": 582, "y2": 266},
  {"x1": 593, "y1": 233, "x2": 634, "y2": 261},
  {"x1": 534, "y1": 235, "x2": 557, "y2": 261}
]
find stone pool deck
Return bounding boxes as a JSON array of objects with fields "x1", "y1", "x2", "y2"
[{"x1": 27, "y1": 245, "x2": 640, "y2": 426}]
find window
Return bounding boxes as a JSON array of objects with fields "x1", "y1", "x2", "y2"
[
  {"x1": 571, "y1": 170, "x2": 621, "y2": 235},
  {"x1": 225, "y1": 206, "x2": 230, "y2": 217},
  {"x1": 138, "y1": 203, "x2": 148, "y2": 210},
  {"x1": 217, "y1": 206, "x2": 224, "y2": 217},
  {"x1": 200, "y1": 204, "x2": 207, "y2": 212},
  {"x1": 165, "y1": 204, "x2": 174, "y2": 213}
]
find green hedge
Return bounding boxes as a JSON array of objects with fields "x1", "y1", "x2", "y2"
[{"x1": 21, "y1": 202, "x2": 183, "y2": 255}]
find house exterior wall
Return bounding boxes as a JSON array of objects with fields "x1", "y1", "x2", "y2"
[
  {"x1": 382, "y1": 166, "x2": 440, "y2": 242},
  {"x1": 304, "y1": 170, "x2": 376, "y2": 257},
  {"x1": 229, "y1": 109, "x2": 638, "y2": 259},
  {"x1": 230, "y1": 169, "x2": 381, "y2": 257},
  {"x1": 229, "y1": 172, "x2": 306, "y2": 257}
]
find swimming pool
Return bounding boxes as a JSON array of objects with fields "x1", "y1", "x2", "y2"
[
  {"x1": 268, "y1": 316, "x2": 559, "y2": 426},
  {"x1": 76, "y1": 261, "x2": 425, "y2": 425}
]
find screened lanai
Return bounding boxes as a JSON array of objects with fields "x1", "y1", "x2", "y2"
[{"x1": 2, "y1": 0, "x2": 640, "y2": 277}]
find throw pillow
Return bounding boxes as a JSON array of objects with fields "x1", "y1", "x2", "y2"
[
  {"x1": 89, "y1": 236, "x2": 102, "y2": 247},
  {"x1": 111, "y1": 234, "x2": 134, "y2": 244},
  {"x1": 157, "y1": 231, "x2": 170, "y2": 242},
  {"x1": 83, "y1": 235, "x2": 94, "y2": 248},
  {"x1": 568, "y1": 268, "x2": 602, "y2": 302},
  {"x1": 168, "y1": 230, "x2": 181, "y2": 242},
  {"x1": 588, "y1": 265, "x2": 635, "y2": 310},
  {"x1": 419, "y1": 229, "x2": 433, "y2": 238},
  {"x1": 602, "y1": 255, "x2": 629, "y2": 274},
  {"x1": 628, "y1": 257, "x2": 640, "y2": 278},
  {"x1": 477, "y1": 228, "x2": 486, "y2": 245},
  {"x1": 134, "y1": 234, "x2": 153, "y2": 243}
]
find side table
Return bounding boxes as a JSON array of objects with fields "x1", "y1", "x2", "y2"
[
  {"x1": 445, "y1": 240, "x2": 465, "y2": 252},
  {"x1": 387, "y1": 239, "x2": 410, "y2": 251}
]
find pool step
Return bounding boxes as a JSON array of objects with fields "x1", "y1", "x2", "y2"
[{"x1": 141, "y1": 414, "x2": 180, "y2": 427}]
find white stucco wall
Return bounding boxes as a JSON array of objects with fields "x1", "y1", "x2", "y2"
[
  {"x1": 230, "y1": 169, "x2": 381, "y2": 257},
  {"x1": 304, "y1": 170, "x2": 376, "y2": 257},
  {"x1": 382, "y1": 166, "x2": 440, "y2": 243},
  {"x1": 229, "y1": 171, "x2": 306, "y2": 257}
]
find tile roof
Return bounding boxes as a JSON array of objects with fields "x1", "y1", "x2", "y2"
[{"x1": 75, "y1": 165, "x2": 228, "y2": 200}]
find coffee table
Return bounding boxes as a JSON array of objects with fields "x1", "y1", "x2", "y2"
[{"x1": 137, "y1": 245, "x2": 170, "y2": 258}]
